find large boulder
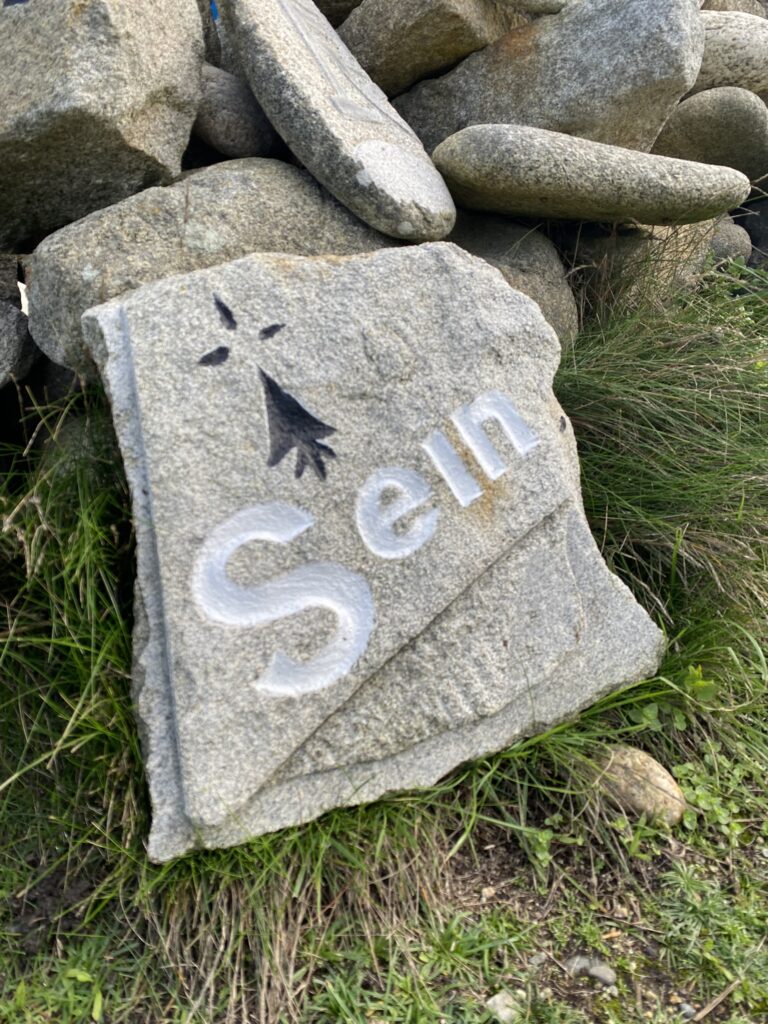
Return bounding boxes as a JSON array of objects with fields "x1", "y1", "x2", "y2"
[
  {"x1": 394, "y1": 0, "x2": 704, "y2": 153},
  {"x1": 27, "y1": 159, "x2": 395, "y2": 376},
  {"x1": 217, "y1": 0, "x2": 456, "y2": 240},
  {"x1": 432, "y1": 125, "x2": 751, "y2": 224},
  {"x1": 0, "y1": 0, "x2": 204, "y2": 249},
  {"x1": 692, "y1": 11, "x2": 768, "y2": 93},
  {"x1": 81, "y1": 243, "x2": 663, "y2": 860},
  {"x1": 338, "y1": 0, "x2": 528, "y2": 97}
]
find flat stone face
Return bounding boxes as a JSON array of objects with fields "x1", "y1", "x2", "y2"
[
  {"x1": 653, "y1": 87, "x2": 768, "y2": 182},
  {"x1": 338, "y1": 0, "x2": 528, "y2": 97},
  {"x1": 82, "y1": 243, "x2": 663, "y2": 861},
  {"x1": 0, "y1": 0, "x2": 203, "y2": 249},
  {"x1": 217, "y1": 0, "x2": 456, "y2": 239},
  {"x1": 693, "y1": 11, "x2": 768, "y2": 93},
  {"x1": 433, "y1": 125, "x2": 751, "y2": 224},
  {"x1": 394, "y1": 0, "x2": 704, "y2": 153},
  {"x1": 28, "y1": 158, "x2": 394, "y2": 375}
]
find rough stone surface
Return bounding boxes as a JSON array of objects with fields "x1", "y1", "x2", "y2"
[
  {"x1": 28, "y1": 158, "x2": 394, "y2": 375},
  {"x1": 449, "y1": 212, "x2": 578, "y2": 343},
  {"x1": 218, "y1": 0, "x2": 455, "y2": 240},
  {"x1": 0, "y1": 303, "x2": 36, "y2": 388},
  {"x1": 692, "y1": 11, "x2": 768, "y2": 93},
  {"x1": 82, "y1": 243, "x2": 664, "y2": 861},
  {"x1": 710, "y1": 214, "x2": 753, "y2": 261},
  {"x1": 0, "y1": 0, "x2": 204, "y2": 250},
  {"x1": 653, "y1": 87, "x2": 768, "y2": 183},
  {"x1": 595, "y1": 745, "x2": 686, "y2": 826},
  {"x1": 316, "y1": 0, "x2": 362, "y2": 25},
  {"x1": 394, "y1": 0, "x2": 704, "y2": 153},
  {"x1": 433, "y1": 125, "x2": 751, "y2": 224},
  {"x1": 702, "y1": 0, "x2": 765, "y2": 15},
  {"x1": 338, "y1": 0, "x2": 528, "y2": 97},
  {"x1": 194, "y1": 64, "x2": 281, "y2": 158},
  {"x1": 486, "y1": 991, "x2": 526, "y2": 1023}
]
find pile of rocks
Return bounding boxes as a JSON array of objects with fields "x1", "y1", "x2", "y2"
[{"x1": 0, "y1": 0, "x2": 762, "y2": 859}]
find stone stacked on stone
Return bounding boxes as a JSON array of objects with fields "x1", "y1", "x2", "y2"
[
  {"x1": 338, "y1": 0, "x2": 529, "y2": 97},
  {"x1": 218, "y1": 0, "x2": 456, "y2": 240},
  {"x1": 0, "y1": 0, "x2": 204, "y2": 250},
  {"x1": 653, "y1": 87, "x2": 768, "y2": 182},
  {"x1": 394, "y1": 0, "x2": 704, "y2": 153},
  {"x1": 432, "y1": 125, "x2": 751, "y2": 224},
  {"x1": 692, "y1": 10, "x2": 768, "y2": 93},
  {"x1": 28, "y1": 159, "x2": 394, "y2": 376},
  {"x1": 81, "y1": 243, "x2": 663, "y2": 861}
]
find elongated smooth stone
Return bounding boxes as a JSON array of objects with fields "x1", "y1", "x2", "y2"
[
  {"x1": 433, "y1": 124, "x2": 751, "y2": 224},
  {"x1": 218, "y1": 0, "x2": 456, "y2": 240}
]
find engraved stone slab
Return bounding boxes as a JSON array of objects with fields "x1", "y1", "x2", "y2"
[
  {"x1": 82, "y1": 243, "x2": 664, "y2": 861},
  {"x1": 217, "y1": 0, "x2": 456, "y2": 240}
]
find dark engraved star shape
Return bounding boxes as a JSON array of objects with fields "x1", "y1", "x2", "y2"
[{"x1": 259, "y1": 368, "x2": 337, "y2": 481}]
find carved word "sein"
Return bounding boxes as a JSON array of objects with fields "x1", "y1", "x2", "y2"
[{"x1": 192, "y1": 391, "x2": 539, "y2": 698}]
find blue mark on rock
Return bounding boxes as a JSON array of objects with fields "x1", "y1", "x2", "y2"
[
  {"x1": 210, "y1": 0, "x2": 219, "y2": 19},
  {"x1": 4, "y1": 0, "x2": 31, "y2": 7}
]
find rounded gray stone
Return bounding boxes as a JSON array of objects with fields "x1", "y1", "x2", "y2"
[
  {"x1": 218, "y1": 0, "x2": 456, "y2": 240},
  {"x1": 338, "y1": 0, "x2": 528, "y2": 97},
  {"x1": 194, "y1": 64, "x2": 281, "y2": 158},
  {"x1": 692, "y1": 11, "x2": 768, "y2": 93},
  {"x1": 0, "y1": 0, "x2": 203, "y2": 250},
  {"x1": 710, "y1": 214, "x2": 753, "y2": 260},
  {"x1": 449, "y1": 211, "x2": 579, "y2": 343},
  {"x1": 432, "y1": 124, "x2": 752, "y2": 224},
  {"x1": 28, "y1": 158, "x2": 396, "y2": 374},
  {"x1": 394, "y1": 0, "x2": 704, "y2": 154},
  {"x1": 653, "y1": 87, "x2": 768, "y2": 182}
]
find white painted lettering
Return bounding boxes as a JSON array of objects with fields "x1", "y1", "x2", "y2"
[
  {"x1": 421, "y1": 429, "x2": 484, "y2": 508},
  {"x1": 192, "y1": 502, "x2": 374, "y2": 697},
  {"x1": 356, "y1": 467, "x2": 438, "y2": 559},
  {"x1": 452, "y1": 390, "x2": 539, "y2": 481}
]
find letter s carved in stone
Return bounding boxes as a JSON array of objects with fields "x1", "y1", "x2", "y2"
[{"x1": 192, "y1": 502, "x2": 375, "y2": 697}]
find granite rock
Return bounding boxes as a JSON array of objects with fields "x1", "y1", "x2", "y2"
[
  {"x1": 692, "y1": 11, "x2": 768, "y2": 93},
  {"x1": 432, "y1": 125, "x2": 751, "y2": 224},
  {"x1": 653, "y1": 87, "x2": 768, "y2": 182},
  {"x1": 394, "y1": 0, "x2": 704, "y2": 153},
  {"x1": 217, "y1": 0, "x2": 455, "y2": 239},
  {"x1": 194, "y1": 64, "x2": 281, "y2": 158},
  {"x1": 28, "y1": 158, "x2": 394, "y2": 375},
  {"x1": 595, "y1": 745, "x2": 686, "y2": 826},
  {"x1": 0, "y1": 0, "x2": 203, "y2": 250},
  {"x1": 449, "y1": 212, "x2": 578, "y2": 343},
  {"x1": 82, "y1": 243, "x2": 663, "y2": 861},
  {"x1": 702, "y1": 0, "x2": 765, "y2": 14},
  {"x1": 0, "y1": 303, "x2": 36, "y2": 388},
  {"x1": 710, "y1": 214, "x2": 753, "y2": 261},
  {"x1": 338, "y1": 0, "x2": 528, "y2": 97}
]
